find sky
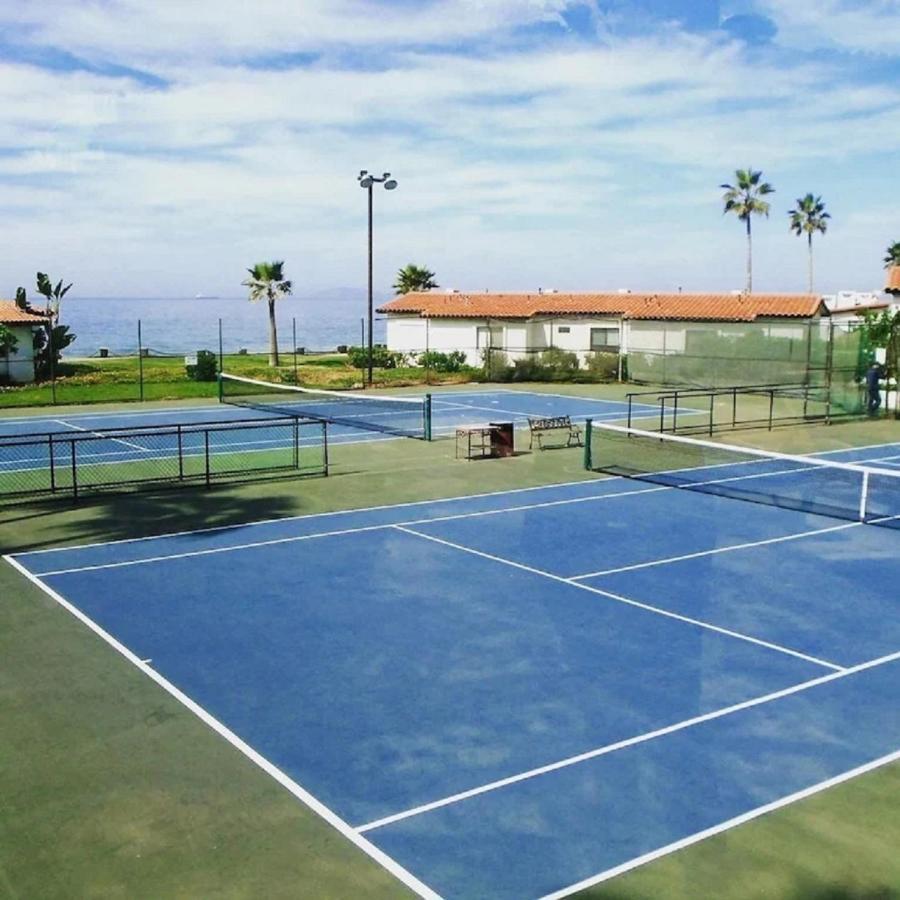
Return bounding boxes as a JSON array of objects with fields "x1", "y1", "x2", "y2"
[{"x1": 0, "y1": 0, "x2": 898, "y2": 299}]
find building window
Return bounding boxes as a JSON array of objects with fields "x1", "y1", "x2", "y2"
[
  {"x1": 476, "y1": 325, "x2": 503, "y2": 348},
  {"x1": 590, "y1": 327, "x2": 620, "y2": 350},
  {"x1": 557, "y1": 326, "x2": 570, "y2": 334}
]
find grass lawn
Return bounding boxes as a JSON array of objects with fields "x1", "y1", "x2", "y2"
[
  {"x1": 1, "y1": 395, "x2": 898, "y2": 898},
  {"x1": 0, "y1": 351, "x2": 482, "y2": 408}
]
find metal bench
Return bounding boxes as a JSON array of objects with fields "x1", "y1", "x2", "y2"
[{"x1": 527, "y1": 415, "x2": 583, "y2": 450}]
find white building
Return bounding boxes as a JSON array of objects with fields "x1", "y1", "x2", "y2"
[
  {"x1": 0, "y1": 300, "x2": 49, "y2": 384},
  {"x1": 378, "y1": 291, "x2": 829, "y2": 368}
]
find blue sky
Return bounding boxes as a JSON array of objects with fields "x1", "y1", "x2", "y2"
[{"x1": 0, "y1": 0, "x2": 898, "y2": 298}]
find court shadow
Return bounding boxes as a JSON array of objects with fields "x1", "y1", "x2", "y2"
[{"x1": 0, "y1": 476, "x2": 312, "y2": 555}]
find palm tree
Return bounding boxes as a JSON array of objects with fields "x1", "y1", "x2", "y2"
[
  {"x1": 393, "y1": 264, "x2": 438, "y2": 295},
  {"x1": 721, "y1": 168, "x2": 775, "y2": 293},
  {"x1": 884, "y1": 241, "x2": 900, "y2": 268},
  {"x1": 242, "y1": 261, "x2": 292, "y2": 366},
  {"x1": 788, "y1": 194, "x2": 830, "y2": 293}
]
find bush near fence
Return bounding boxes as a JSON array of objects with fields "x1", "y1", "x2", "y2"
[{"x1": 480, "y1": 348, "x2": 621, "y2": 383}]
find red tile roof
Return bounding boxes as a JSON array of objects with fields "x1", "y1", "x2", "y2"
[
  {"x1": 0, "y1": 300, "x2": 50, "y2": 325},
  {"x1": 886, "y1": 266, "x2": 900, "y2": 294},
  {"x1": 378, "y1": 292, "x2": 826, "y2": 322}
]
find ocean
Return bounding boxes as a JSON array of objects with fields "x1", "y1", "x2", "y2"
[{"x1": 53, "y1": 293, "x2": 389, "y2": 358}]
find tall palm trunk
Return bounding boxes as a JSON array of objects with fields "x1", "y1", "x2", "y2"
[
  {"x1": 745, "y1": 217, "x2": 753, "y2": 293},
  {"x1": 268, "y1": 297, "x2": 279, "y2": 367},
  {"x1": 808, "y1": 233, "x2": 814, "y2": 294}
]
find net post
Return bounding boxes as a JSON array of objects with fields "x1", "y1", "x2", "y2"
[
  {"x1": 424, "y1": 393, "x2": 433, "y2": 441},
  {"x1": 177, "y1": 425, "x2": 184, "y2": 480},
  {"x1": 859, "y1": 470, "x2": 869, "y2": 522},
  {"x1": 322, "y1": 422, "x2": 329, "y2": 476},
  {"x1": 583, "y1": 418, "x2": 593, "y2": 469}
]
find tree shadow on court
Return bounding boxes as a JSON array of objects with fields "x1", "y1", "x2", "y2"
[{"x1": 0, "y1": 474, "x2": 316, "y2": 555}]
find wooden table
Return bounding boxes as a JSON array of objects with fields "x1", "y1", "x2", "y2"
[{"x1": 455, "y1": 424, "x2": 495, "y2": 460}]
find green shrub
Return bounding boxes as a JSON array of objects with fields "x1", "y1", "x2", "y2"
[
  {"x1": 538, "y1": 348, "x2": 579, "y2": 375},
  {"x1": 585, "y1": 351, "x2": 620, "y2": 381},
  {"x1": 418, "y1": 350, "x2": 468, "y2": 372},
  {"x1": 481, "y1": 348, "x2": 513, "y2": 381},
  {"x1": 186, "y1": 349, "x2": 218, "y2": 381},
  {"x1": 0, "y1": 324, "x2": 18, "y2": 356},
  {"x1": 347, "y1": 345, "x2": 405, "y2": 369}
]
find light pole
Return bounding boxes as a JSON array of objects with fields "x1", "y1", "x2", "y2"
[{"x1": 358, "y1": 169, "x2": 397, "y2": 386}]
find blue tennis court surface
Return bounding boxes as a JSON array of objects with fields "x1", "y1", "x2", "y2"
[
  {"x1": 0, "y1": 389, "x2": 662, "y2": 475},
  {"x1": 7, "y1": 439, "x2": 900, "y2": 899}
]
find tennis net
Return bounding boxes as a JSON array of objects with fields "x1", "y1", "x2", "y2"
[
  {"x1": 219, "y1": 373, "x2": 432, "y2": 440},
  {"x1": 584, "y1": 419, "x2": 900, "y2": 529}
]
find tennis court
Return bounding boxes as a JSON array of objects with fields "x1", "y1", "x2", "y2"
[
  {"x1": 7, "y1": 437, "x2": 900, "y2": 899},
  {"x1": 0, "y1": 388, "x2": 663, "y2": 477}
]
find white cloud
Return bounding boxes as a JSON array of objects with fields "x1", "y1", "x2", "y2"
[
  {"x1": 0, "y1": 1, "x2": 898, "y2": 296},
  {"x1": 760, "y1": 0, "x2": 900, "y2": 55}
]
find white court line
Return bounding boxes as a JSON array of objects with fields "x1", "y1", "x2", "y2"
[
  {"x1": 393, "y1": 526, "x2": 845, "y2": 671},
  {"x1": 31, "y1": 484, "x2": 675, "y2": 576},
  {"x1": 492, "y1": 387, "x2": 663, "y2": 411},
  {"x1": 29, "y1": 445, "x2": 900, "y2": 576},
  {"x1": 17, "y1": 437, "x2": 900, "y2": 563},
  {"x1": 571, "y1": 519, "x2": 861, "y2": 579},
  {"x1": 14, "y1": 474, "x2": 608, "y2": 557},
  {"x1": 357, "y1": 649, "x2": 900, "y2": 833},
  {"x1": 540, "y1": 746, "x2": 900, "y2": 900},
  {"x1": 2, "y1": 554, "x2": 440, "y2": 900},
  {"x1": 55, "y1": 419, "x2": 151, "y2": 453}
]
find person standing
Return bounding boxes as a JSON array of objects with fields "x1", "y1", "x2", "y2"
[{"x1": 866, "y1": 361, "x2": 883, "y2": 416}]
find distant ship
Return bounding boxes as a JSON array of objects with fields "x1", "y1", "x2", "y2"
[{"x1": 194, "y1": 293, "x2": 220, "y2": 299}]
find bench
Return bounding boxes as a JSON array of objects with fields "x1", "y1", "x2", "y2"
[{"x1": 527, "y1": 415, "x2": 583, "y2": 450}]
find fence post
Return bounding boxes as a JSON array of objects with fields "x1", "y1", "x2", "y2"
[
  {"x1": 218, "y1": 318, "x2": 224, "y2": 375},
  {"x1": 204, "y1": 430, "x2": 211, "y2": 488},
  {"x1": 48, "y1": 434, "x2": 56, "y2": 492},
  {"x1": 70, "y1": 438, "x2": 78, "y2": 501},
  {"x1": 137, "y1": 319, "x2": 144, "y2": 402},
  {"x1": 768, "y1": 389, "x2": 775, "y2": 430},
  {"x1": 708, "y1": 393, "x2": 714, "y2": 437},
  {"x1": 292, "y1": 318, "x2": 299, "y2": 381},
  {"x1": 583, "y1": 419, "x2": 593, "y2": 469},
  {"x1": 672, "y1": 392, "x2": 679, "y2": 433},
  {"x1": 322, "y1": 422, "x2": 329, "y2": 476},
  {"x1": 293, "y1": 419, "x2": 299, "y2": 469},
  {"x1": 177, "y1": 425, "x2": 184, "y2": 480}
]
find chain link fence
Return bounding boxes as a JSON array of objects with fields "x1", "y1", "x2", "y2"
[{"x1": 0, "y1": 416, "x2": 327, "y2": 501}]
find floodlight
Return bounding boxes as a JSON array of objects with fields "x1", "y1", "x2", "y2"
[{"x1": 384, "y1": 179, "x2": 398, "y2": 190}]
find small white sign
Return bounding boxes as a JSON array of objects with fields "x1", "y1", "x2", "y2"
[{"x1": 184, "y1": 354, "x2": 198, "y2": 366}]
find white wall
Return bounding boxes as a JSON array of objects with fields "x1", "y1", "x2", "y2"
[
  {"x1": 0, "y1": 324, "x2": 38, "y2": 383},
  {"x1": 384, "y1": 314, "x2": 623, "y2": 366}
]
